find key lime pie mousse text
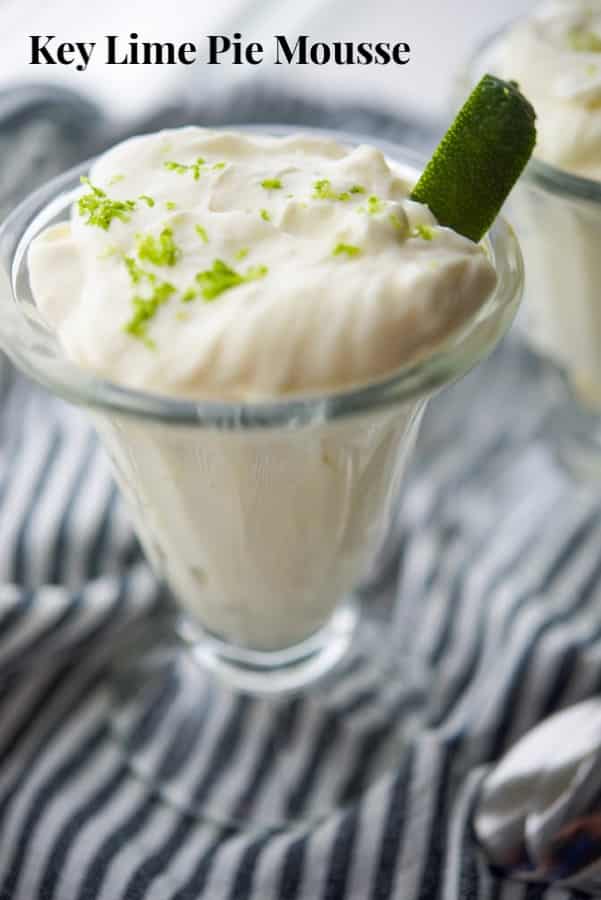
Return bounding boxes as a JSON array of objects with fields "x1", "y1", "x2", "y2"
[
  {"x1": 28, "y1": 127, "x2": 497, "y2": 651},
  {"x1": 484, "y1": 1, "x2": 601, "y2": 405}
]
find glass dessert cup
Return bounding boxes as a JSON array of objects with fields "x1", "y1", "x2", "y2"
[
  {"x1": 459, "y1": 33, "x2": 601, "y2": 481},
  {"x1": 0, "y1": 130, "x2": 522, "y2": 830}
]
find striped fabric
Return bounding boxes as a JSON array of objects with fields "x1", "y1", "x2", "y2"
[{"x1": 0, "y1": 334, "x2": 599, "y2": 900}]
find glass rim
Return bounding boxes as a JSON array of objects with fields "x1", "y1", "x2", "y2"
[
  {"x1": 0, "y1": 125, "x2": 523, "y2": 429},
  {"x1": 463, "y1": 24, "x2": 601, "y2": 205}
]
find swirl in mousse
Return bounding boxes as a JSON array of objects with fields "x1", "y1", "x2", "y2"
[
  {"x1": 27, "y1": 127, "x2": 498, "y2": 653},
  {"x1": 483, "y1": 1, "x2": 601, "y2": 407}
]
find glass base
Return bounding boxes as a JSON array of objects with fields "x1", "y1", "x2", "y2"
[
  {"x1": 178, "y1": 601, "x2": 359, "y2": 695},
  {"x1": 107, "y1": 609, "x2": 425, "y2": 831}
]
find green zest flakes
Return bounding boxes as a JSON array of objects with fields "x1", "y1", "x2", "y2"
[
  {"x1": 313, "y1": 178, "x2": 334, "y2": 199},
  {"x1": 99, "y1": 244, "x2": 119, "y2": 259},
  {"x1": 164, "y1": 160, "x2": 188, "y2": 174},
  {"x1": 260, "y1": 208, "x2": 271, "y2": 222},
  {"x1": 235, "y1": 247, "x2": 249, "y2": 260},
  {"x1": 261, "y1": 178, "x2": 282, "y2": 190},
  {"x1": 78, "y1": 178, "x2": 136, "y2": 230},
  {"x1": 125, "y1": 281, "x2": 176, "y2": 346},
  {"x1": 139, "y1": 194, "x2": 155, "y2": 208},
  {"x1": 350, "y1": 184, "x2": 366, "y2": 194},
  {"x1": 190, "y1": 157, "x2": 206, "y2": 179},
  {"x1": 122, "y1": 249, "x2": 178, "y2": 344},
  {"x1": 568, "y1": 26, "x2": 601, "y2": 52},
  {"x1": 312, "y1": 179, "x2": 351, "y2": 202},
  {"x1": 195, "y1": 259, "x2": 268, "y2": 301},
  {"x1": 389, "y1": 213, "x2": 406, "y2": 232},
  {"x1": 108, "y1": 174, "x2": 125, "y2": 185},
  {"x1": 165, "y1": 201, "x2": 178, "y2": 210},
  {"x1": 333, "y1": 243, "x2": 361, "y2": 258},
  {"x1": 245, "y1": 264, "x2": 268, "y2": 279},
  {"x1": 195, "y1": 224, "x2": 209, "y2": 244},
  {"x1": 137, "y1": 227, "x2": 181, "y2": 267},
  {"x1": 213, "y1": 161, "x2": 227, "y2": 170},
  {"x1": 164, "y1": 157, "x2": 206, "y2": 180},
  {"x1": 366, "y1": 194, "x2": 384, "y2": 215},
  {"x1": 412, "y1": 223, "x2": 435, "y2": 241},
  {"x1": 124, "y1": 255, "x2": 149, "y2": 285},
  {"x1": 181, "y1": 287, "x2": 198, "y2": 303}
]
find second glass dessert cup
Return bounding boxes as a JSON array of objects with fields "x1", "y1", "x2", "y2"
[
  {"x1": 459, "y1": 31, "x2": 601, "y2": 480},
  {"x1": 0, "y1": 130, "x2": 523, "y2": 830}
]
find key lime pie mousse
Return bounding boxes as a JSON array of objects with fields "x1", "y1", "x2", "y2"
[
  {"x1": 27, "y1": 127, "x2": 497, "y2": 653},
  {"x1": 479, "y1": 1, "x2": 601, "y2": 408},
  {"x1": 0, "y1": 75, "x2": 529, "y2": 827},
  {"x1": 23, "y1": 69, "x2": 533, "y2": 674}
]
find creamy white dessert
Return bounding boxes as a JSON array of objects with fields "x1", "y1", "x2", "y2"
[
  {"x1": 29, "y1": 128, "x2": 495, "y2": 400},
  {"x1": 486, "y1": 1, "x2": 601, "y2": 404},
  {"x1": 490, "y1": 0, "x2": 601, "y2": 179},
  {"x1": 28, "y1": 127, "x2": 496, "y2": 650}
]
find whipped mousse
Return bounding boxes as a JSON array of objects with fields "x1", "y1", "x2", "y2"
[
  {"x1": 28, "y1": 128, "x2": 497, "y2": 650},
  {"x1": 29, "y1": 127, "x2": 496, "y2": 401},
  {"x1": 490, "y1": 0, "x2": 601, "y2": 179},
  {"x1": 483, "y1": 2, "x2": 601, "y2": 403}
]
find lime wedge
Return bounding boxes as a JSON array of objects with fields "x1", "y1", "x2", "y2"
[{"x1": 410, "y1": 74, "x2": 536, "y2": 243}]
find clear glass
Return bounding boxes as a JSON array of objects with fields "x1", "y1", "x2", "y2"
[
  {"x1": 458, "y1": 29, "x2": 601, "y2": 480},
  {"x1": 0, "y1": 128, "x2": 522, "y2": 829}
]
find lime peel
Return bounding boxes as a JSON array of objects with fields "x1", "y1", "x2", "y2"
[{"x1": 410, "y1": 74, "x2": 536, "y2": 243}]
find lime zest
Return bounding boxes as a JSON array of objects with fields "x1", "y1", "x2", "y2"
[
  {"x1": 124, "y1": 280, "x2": 176, "y2": 346},
  {"x1": 165, "y1": 201, "x2": 178, "y2": 210},
  {"x1": 181, "y1": 287, "x2": 198, "y2": 303},
  {"x1": 191, "y1": 157, "x2": 206, "y2": 180},
  {"x1": 137, "y1": 227, "x2": 181, "y2": 267},
  {"x1": 139, "y1": 194, "x2": 155, "y2": 208},
  {"x1": 78, "y1": 177, "x2": 136, "y2": 230},
  {"x1": 412, "y1": 224, "x2": 435, "y2": 241},
  {"x1": 164, "y1": 157, "x2": 206, "y2": 180},
  {"x1": 313, "y1": 178, "x2": 333, "y2": 199},
  {"x1": 410, "y1": 74, "x2": 536, "y2": 243},
  {"x1": 164, "y1": 160, "x2": 188, "y2": 174},
  {"x1": 260, "y1": 208, "x2": 271, "y2": 222},
  {"x1": 312, "y1": 179, "x2": 352, "y2": 201},
  {"x1": 350, "y1": 184, "x2": 366, "y2": 194},
  {"x1": 195, "y1": 259, "x2": 268, "y2": 301},
  {"x1": 235, "y1": 247, "x2": 249, "y2": 260},
  {"x1": 195, "y1": 224, "x2": 209, "y2": 244},
  {"x1": 98, "y1": 244, "x2": 119, "y2": 259},
  {"x1": 367, "y1": 195, "x2": 383, "y2": 215},
  {"x1": 212, "y1": 162, "x2": 227, "y2": 170},
  {"x1": 389, "y1": 212, "x2": 407, "y2": 233},
  {"x1": 108, "y1": 174, "x2": 125, "y2": 185},
  {"x1": 333, "y1": 243, "x2": 361, "y2": 257},
  {"x1": 124, "y1": 255, "x2": 152, "y2": 285},
  {"x1": 261, "y1": 178, "x2": 283, "y2": 190},
  {"x1": 568, "y1": 26, "x2": 601, "y2": 53}
]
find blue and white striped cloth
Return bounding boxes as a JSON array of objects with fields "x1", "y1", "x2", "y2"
[
  {"x1": 1, "y1": 333, "x2": 600, "y2": 900},
  {"x1": 1, "y1": 84, "x2": 599, "y2": 900}
]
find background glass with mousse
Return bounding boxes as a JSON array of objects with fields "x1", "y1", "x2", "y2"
[{"x1": 458, "y1": 8, "x2": 601, "y2": 479}]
